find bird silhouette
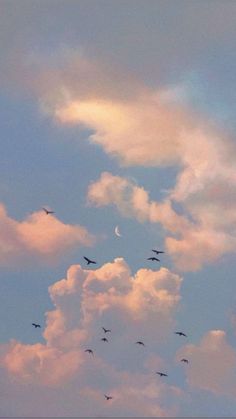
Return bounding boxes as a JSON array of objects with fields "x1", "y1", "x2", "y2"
[
  {"x1": 156, "y1": 372, "x2": 168, "y2": 377},
  {"x1": 181, "y1": 358, "x2": 189, "y2": 363},
  {"x1": 32, "y1": 323, "x2": 41, "y2": 328},
  {"x1": 175, "y1": 332, "x2": 187, "y2": 337},
  {"x1": 101, "y1": 337, "x2": 108, "y2": 342},
  {"x1": 85, "y1": 349, "x2": 94, "y2": 355},
  {"x1": 42, "y1": 208, "x2": 54, "y2": 215},
  {"x1": 102, "y1": 327, "x2": 111, "y2": 333},
  {"x1": 147, "y1": 257, "x2": 160, "y2": 262},
  {"x1": 104, "y1": 395, "x2": 113, "y2": 401},
  {"x1": 152, "y1": 250, "x2": 164, "y2": 255},
  {"x1": 135, "y1": 341, "x2": 145, "y2": 346},
  {"x1": 84, "y1": 256, "x2": 97, "y2": 265}
]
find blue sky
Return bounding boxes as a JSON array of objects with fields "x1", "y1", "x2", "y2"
[{"x1": 1, "y1": 1, "x2": 236, "y2": 416}]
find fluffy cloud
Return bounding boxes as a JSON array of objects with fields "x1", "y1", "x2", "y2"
[
  {"x1": 177, "y1": 330, "x2": 236, "y2": 397},
  {"x1": 46, "y1": 258, "x2": 182, "y2": 349},
  {"x1": 88, "y1": 172, "x2": 236, "y2": 270},
  {"x1": 4, "y1": 51, "x2": 236, "y2": 270},
  {"x1": 20, "y1": 50, "x2": 236, "y2": 271},
  {"x1": 0, "y1": 258, "x2": 183, "y2": 415},
  {"x1": 0, "y1": 203, "x2": 94, "y2": 266},
  {"x1": 3, "y1": 341, "x2": 82, "y2": 387}
]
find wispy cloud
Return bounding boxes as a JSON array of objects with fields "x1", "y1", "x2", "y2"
[{"x1": 6, "y1": 50, "x2": 236, "y2": 270}]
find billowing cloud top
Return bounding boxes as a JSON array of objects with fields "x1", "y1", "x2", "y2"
[{"x1": 0, "y1": 258, "x2": 183, "y2": 415}]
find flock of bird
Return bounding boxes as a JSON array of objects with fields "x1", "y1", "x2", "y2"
[
  {"x1": 82, "y1": 328, "x2": 189, "y2": 400},
  {"x1": 31, "y1": 208, "x2": 189, "y2": 403}
]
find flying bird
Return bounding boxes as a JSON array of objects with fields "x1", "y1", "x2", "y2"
[
  {"x1": 104, "y1": 395, "x2": 113, "y2": 401},
  {"x1": 135, "y1": 341, "x2": 145, "y2": 346},
  {"x1": 181, "y1": 358, "x2": 189, "y2": 363},
  {"x1": 156, "y1": 372, "x2": 168, "y2": 377},
  {"x1": 85, "y1": 349, "x2": 94, "y2": 355},
  {"x1": 42, "y1": 207, "x2": 54, "y2": 215},
  {"x1": 175, "y1": 332, "x2": 187, "y2": 337},
  {"x1": 115, "y1": 225, "x2": 122, "y2": 237},
  {"x1": 152, "y1": 250, "x2": 164, "y2": 255},
  {"x1": 84, "y1": 256, "x2": 97, "y2": 265},
  {"x1": 147, "y1": 257, "x2": 160, "y2": 262},
  {"x1": 101, "y1": 337, "x2": 108, "y2": 342},
  {"x1": 32, "y1": 323, "x2": 41, "y2": 328},
  {"x1": 102, "y1": 327, "x2": 111, "y2": 334}
]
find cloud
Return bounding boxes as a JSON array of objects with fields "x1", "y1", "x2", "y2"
[
  {"x1": 16, "y1": 49, "x2": 235, "y2": 272},
  {"x1": 1, "y1": 49, "x2": 198, "y2": 167},
  {"x1": 45, "y1": 258, "x2": 182, "y2": 350},
  {"x1": 4, "y1": 50, "x2": 236, "y2": 271},
  {"x1": 0, "y1": 258, "x2": 183, "y2": 415},
  {"x1": 88, "y1": 172, "x2": 236, "y2": 271},
  {"x1": 3, "y1": 341, "x2": 82, "y2": 387},
  {"x1": 177, "y1": 330, "x2": 236, "y2": 397},
  {"x1": 0, "y1": 203, "x2": 94, "y2": 266}
]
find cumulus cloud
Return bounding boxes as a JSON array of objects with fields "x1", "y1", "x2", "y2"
[
  {"x1": 46, "y1": 258, "x2": 182, "y2": 348},
  {"x1": 0, "y1": 203, "x2": 94, "y2": 266},
  {"x1": 88, "y1": 172, "x2": 236, "y2": 271},
  {"x1": 177, "y1": 330, "x2": 236, "y2": 397},
  {"x1": 0, "y1": 258, "x2": 183, "y2": 415}
]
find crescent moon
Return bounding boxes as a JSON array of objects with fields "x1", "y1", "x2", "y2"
[{"x1": 115, "y1": 226, "x2": 122, "y2": 237}]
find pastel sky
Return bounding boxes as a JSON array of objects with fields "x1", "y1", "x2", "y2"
[{"x1": 1, "y1": 1, "x2": 236, "y2": 416}]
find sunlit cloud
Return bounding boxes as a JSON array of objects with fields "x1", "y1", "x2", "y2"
[
  {"x1": 88, "y1": 172, "x2": 236, "y2": 271},
  {"x1": 177, "y1": 330, "x2": 236, "y2": 397},
  {"x1": 0, "y1": 203, "x2": 95, "y2": 266},
  {"x1": 0, "y1": 258, "x2": 183, "y2": 415}
]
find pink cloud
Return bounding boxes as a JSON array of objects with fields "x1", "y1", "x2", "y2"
[
  {"x1": 5, "y1": 51, "x2": 236, "y2": 271},
  {"x1": 88, "y1": 172, "x2": 236, "y2": 271},
  {"x1": 0, "y1": 204, "x2": 94, "y2": 266},
  {"x1": 3, "y1": 341, "x2": 82, "y2": 387},
  {"x1": 177, "y1": 330, "x2": 236, "y2": 396},
  {"x1": 1, "y1": 259, "x2": 182, "y2": 386}
]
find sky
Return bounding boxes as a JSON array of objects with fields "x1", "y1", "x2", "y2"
[{"x1": 1, "y1": 0, "x2": 236, "y2": 416}]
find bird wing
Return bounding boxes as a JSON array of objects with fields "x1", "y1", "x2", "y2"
[{"x1": 84, "y1": 256, "x2": 90, "y2": 263}]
